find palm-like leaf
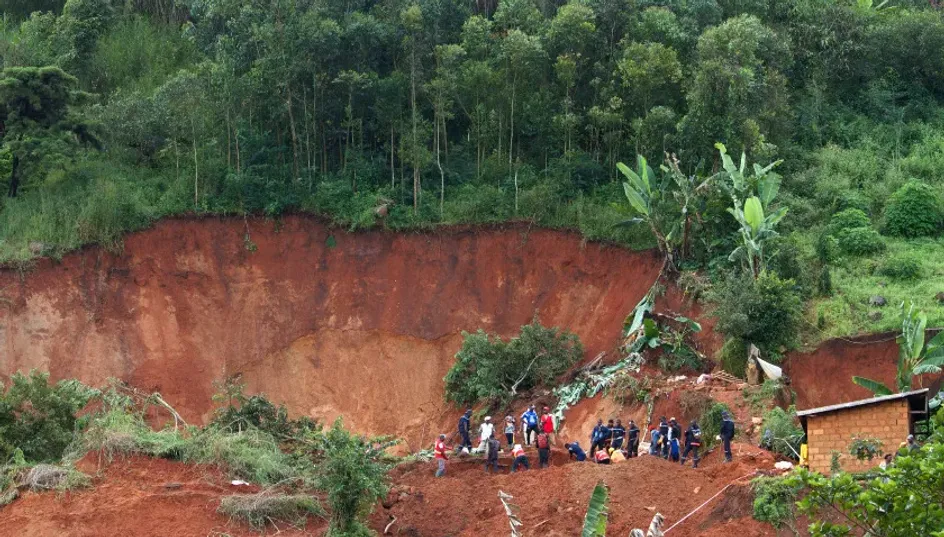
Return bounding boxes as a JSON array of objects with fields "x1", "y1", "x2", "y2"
[
  {"x1": 852, "y1": 376, "x2": 894, "y2": 396},
  {"x1": 622, "y1": 182, "x2": 649, "y2": 216},
  {"x1": 743, "y1": 196, "x2": 764, "y2": 234},
  {"x1": 582, "y1": 481, "x2": 610, "y2": 537}
]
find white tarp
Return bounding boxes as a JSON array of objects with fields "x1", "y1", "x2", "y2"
[{"x1": 756, "y1": 356, "x2": 782, "y2": 380}]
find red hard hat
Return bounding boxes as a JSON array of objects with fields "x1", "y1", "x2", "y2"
[{"x1": 543, "y1": 406, "x2": 549, "y2": 411}]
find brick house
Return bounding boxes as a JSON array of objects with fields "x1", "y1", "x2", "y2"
[{"x1": 797, "y1": 389, "x2": 930, "y2": 474}]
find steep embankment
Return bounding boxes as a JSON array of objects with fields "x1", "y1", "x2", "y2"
[{"x1": 0, "y1": 217, "x2": 662, "y2": 440}]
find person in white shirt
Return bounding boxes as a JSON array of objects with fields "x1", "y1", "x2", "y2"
[{"x1": 476, "y1": 416, "x2": 494, "y2": 453}]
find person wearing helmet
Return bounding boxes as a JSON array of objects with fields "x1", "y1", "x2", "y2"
[
  {"x1": 434, "y1": 434, "x2": 449, "y2": 477},
  {"x1": 521, "y1": 405, "x2": 539, "y2": 446},
  {"x1": 658, "y1": 417, "x2": 670, "y2": 459},
  {"x1": 540, "y1": 406, "x2": 555, "y2": 445}
]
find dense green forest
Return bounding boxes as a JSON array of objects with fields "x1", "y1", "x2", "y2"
[{"x1": 0, "y1": 0, "x2": 942, "y2": 347}]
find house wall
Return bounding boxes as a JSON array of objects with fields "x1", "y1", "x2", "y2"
[{"x1": 806, "y1": 399, "x2": 911, "y2": 474}]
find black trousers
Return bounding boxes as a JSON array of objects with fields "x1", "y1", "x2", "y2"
[
  {"x1": 538, "y1": 448, "x2": 550, "y2": 468},
  {"x1": 506, "y1": 432, "x2": 514, "y2": 446},
  {"x1": 681, "y1": 444, "x2": 700, "y2": 466},
  {"x1": 723, "y1": 437, "x2": 732, "y2": 461},
  {"x1": 628, "y1": 438, "x2": 638, "y2": 457}
]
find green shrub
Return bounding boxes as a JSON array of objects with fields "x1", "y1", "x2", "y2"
[
  {"x1": 184, "y1": 427, "x2": 298, "y2": 485},
  {"x1": 827, "y1": 208, "x2": 871, "y2": 235},
  {"x1": 0, "y1": 371, "x2": 98, "y2": 463},
  {"x1": 219, "y1": 493, "x2": 323, "y2": 529},
  {"x1": 848, "y1": 435, "x2": 883, "y2": 461},
  {"x1": 876, "y1": 255, "x2": 922, "y2": 280},
  {"x1": 315, "y1": 419, "x2": 389, "y2": 537},
  {"x1": 699, "y1": 402, "x2": 731, "y2": 450},
  {"x1": 719, "y1": 338, "x2": 748, "y2": 378},
  {"x1": 711, "y1": 272, "x2": 804, "y2": 354},
  {"x1": 444, "y1": 318, "x2": 583, "y2": 406},
  {"x1": 884, "y1": 181, "x2": 943, "y2": 238},
  {"x1": 210, "y1": 378, "x2": 317, "y2": 440},
  {"x1": 751, "y1": 475, "x2": 800, "y2": 528},
  {"x1": 760, "y1": 406, "x2": 803, "y2": 460},
  {"x1": 836, "y1": 226, "x2": 885, "y2": 255}
]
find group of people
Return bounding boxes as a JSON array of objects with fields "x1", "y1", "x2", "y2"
[
  {"x1": 433, "y1": 406, "x2": 738, "y2": 476},
  {"x1": 435, "y1": 405, "x2": 557, "y2": 476}
]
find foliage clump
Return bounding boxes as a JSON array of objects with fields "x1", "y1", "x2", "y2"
[
  {"x1": 751, "y1": 475, "x2": 800, "y2": 529},
  {"x1": 711, "y1": 271, "x2": 803, "y2": 359},
  {"x1": 875, "y1": 254, "x2": 922, "y2": 280},
  {"x1": 883, "y1": 181, "x2": 943, "y2": 238},
  {"x1": 836, "y1": 226, "x2": 885, "y2": 256},
  {"x1": 315, "y1": 418, "x2": 390, "y2": 537},
  {"x1": 759, "y1": 406, "x2": 803, "y2": 460},
  {"x1": 827, "y1": 208, "x2": 871, "y2": 236},
  {"x1": 219, "y1": 492, "x2": 323, "y2": 529},
  {"x1": 0, "y1": 371, "x2": 99, "y2": 463},
  {"x1": 698, "y1": 402, "x2": 731, "y2": 450},
  {"x1": 444, "y1": 318, "x2": 583, "y2": 406}
]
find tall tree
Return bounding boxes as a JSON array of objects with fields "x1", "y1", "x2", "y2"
[{"x1": 0, "y1": 66, "x2": 98, "y2": 197}]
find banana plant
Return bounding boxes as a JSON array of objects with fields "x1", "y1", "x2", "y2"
[
  {"x1": 581, "y1": 481, "x2": 610, "y2": 537},
  {"x1": 715, "y1": 143, "x2": 786, "y2": 278},
  {"x1": 617, "y1": 155, "x2": 674, "y2": 268},
  {"x1": 854, "y1": 304, "x2": 944, "y2": 395}
]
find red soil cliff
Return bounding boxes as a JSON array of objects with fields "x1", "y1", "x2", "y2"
[{"x1": 0, "y1": 217, "x2": 662, "y2": 440}]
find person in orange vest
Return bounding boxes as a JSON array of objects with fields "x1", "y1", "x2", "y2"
[
  {"x1": 593, "y1": 447, "x2": 611, "y2": 465},
  {"x1": 511, "y1": 443, "x2": 530, "y2": 472},
  {"x1": 434, "y1": 434, "x2": 449, "y2": 477},
  {"x1": 540, "y1": 406, "x2": 555, "y2": 444}
]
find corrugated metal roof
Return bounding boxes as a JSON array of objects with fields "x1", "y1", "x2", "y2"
[{"x1": 797, "y1": 388, "x2": 929, "y2": 418}]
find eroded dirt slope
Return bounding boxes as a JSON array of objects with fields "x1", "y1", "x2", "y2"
[{"x1": 0, "y1": 217, "x2": 661, "y2": 439}]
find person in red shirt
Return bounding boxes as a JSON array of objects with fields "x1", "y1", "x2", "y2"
[
  {"x1": 434, "y1": 434, "x2": 449, "y2": 477},
  {"x1": 540, "y1": 407, "x2": 555, "y2": 445}
]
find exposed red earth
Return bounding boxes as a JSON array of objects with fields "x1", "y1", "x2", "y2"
[{"x1": 0, "y1": 218, "x2": 917, "y2": 536}]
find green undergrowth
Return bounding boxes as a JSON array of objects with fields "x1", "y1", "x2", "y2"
[{"x1": 811, "y1": 237, "x2": 944, "y2": 339}]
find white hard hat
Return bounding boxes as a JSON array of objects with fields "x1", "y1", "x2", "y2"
[{"x1": 484, "y1": 416, "x2": 492, "y2": 421}]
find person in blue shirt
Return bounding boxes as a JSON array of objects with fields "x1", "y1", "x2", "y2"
[
  {"x1": 565, "y1": 442, "x2": 587, "y2": 461},
  {"x1": 610, "y1": 419, "x2": 626, "y2": 451},
  {"x1": 521, "y1": 405, "x2": 539, "y2": 446},
  {"x1": 650, "y1": 427, "x2": 661, "y2": 455},
  {"x1": 590, "y1": 419, "x2": 610, "y2": 456},
  {"x1": 457, "y1": 409, "x2": 472, "y2": 451}
]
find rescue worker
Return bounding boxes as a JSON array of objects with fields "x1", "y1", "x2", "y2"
[
  {"x1": 611, "y1": 419, "x2": 626, "y2": 450},
  {"x1": 485, "y1": 432, "x2": 501, "y2": 473},
  {"x1": 540, "y1": 407, "x2": 555, "y2": 444},
  {"x1": 565, "y1": 441, "x2": 587, "y2": 461},
  {"x1": 649, "y1": 427, "x2": 661, "y2": 455},
  {"x1": 658, "y1": 417, "x2": 670, "y2": 459},
  {"x1": 434, "y1": 434, "x2": 449, "y2": 477},
  {"x1": 477, "y1": 416, "x2": 494, "y2": 453},
  {"x1": 680, "y1": 420, "x2": 702, "y2": 468},
  {"x1": 595, "y1": 419, "x2": 611, "y2": 456},
  {"x1": 609, "y1": 447, "x2": 626, "y2": 463},
  {"x1": 720, "y1": 411, "x2": 735, "y2": 463},
  {"x1": 668, "y1": 418, "x2": 681, "y2": 462},
  {"x1": 521, "y1": 405, "x2": 539, "y2": 446},
  {"x1": 504, "y1": 415, "x2": 515, "y2": 448},
  {"x1": 536, "y1": 430, "x2": 551, "y2": 468},
  {"x1": 511, "y1": 443, "x2": 530, "y2": 472},
  {"x1": 627, "y1": 420, "x2": 640, "y2": 457},
  {"x1": 457, "y1": 409, "x2": 472, "y2": 452},
  {"x1": 590, "y1": 419, "x2": 605, "y2": 456}
]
